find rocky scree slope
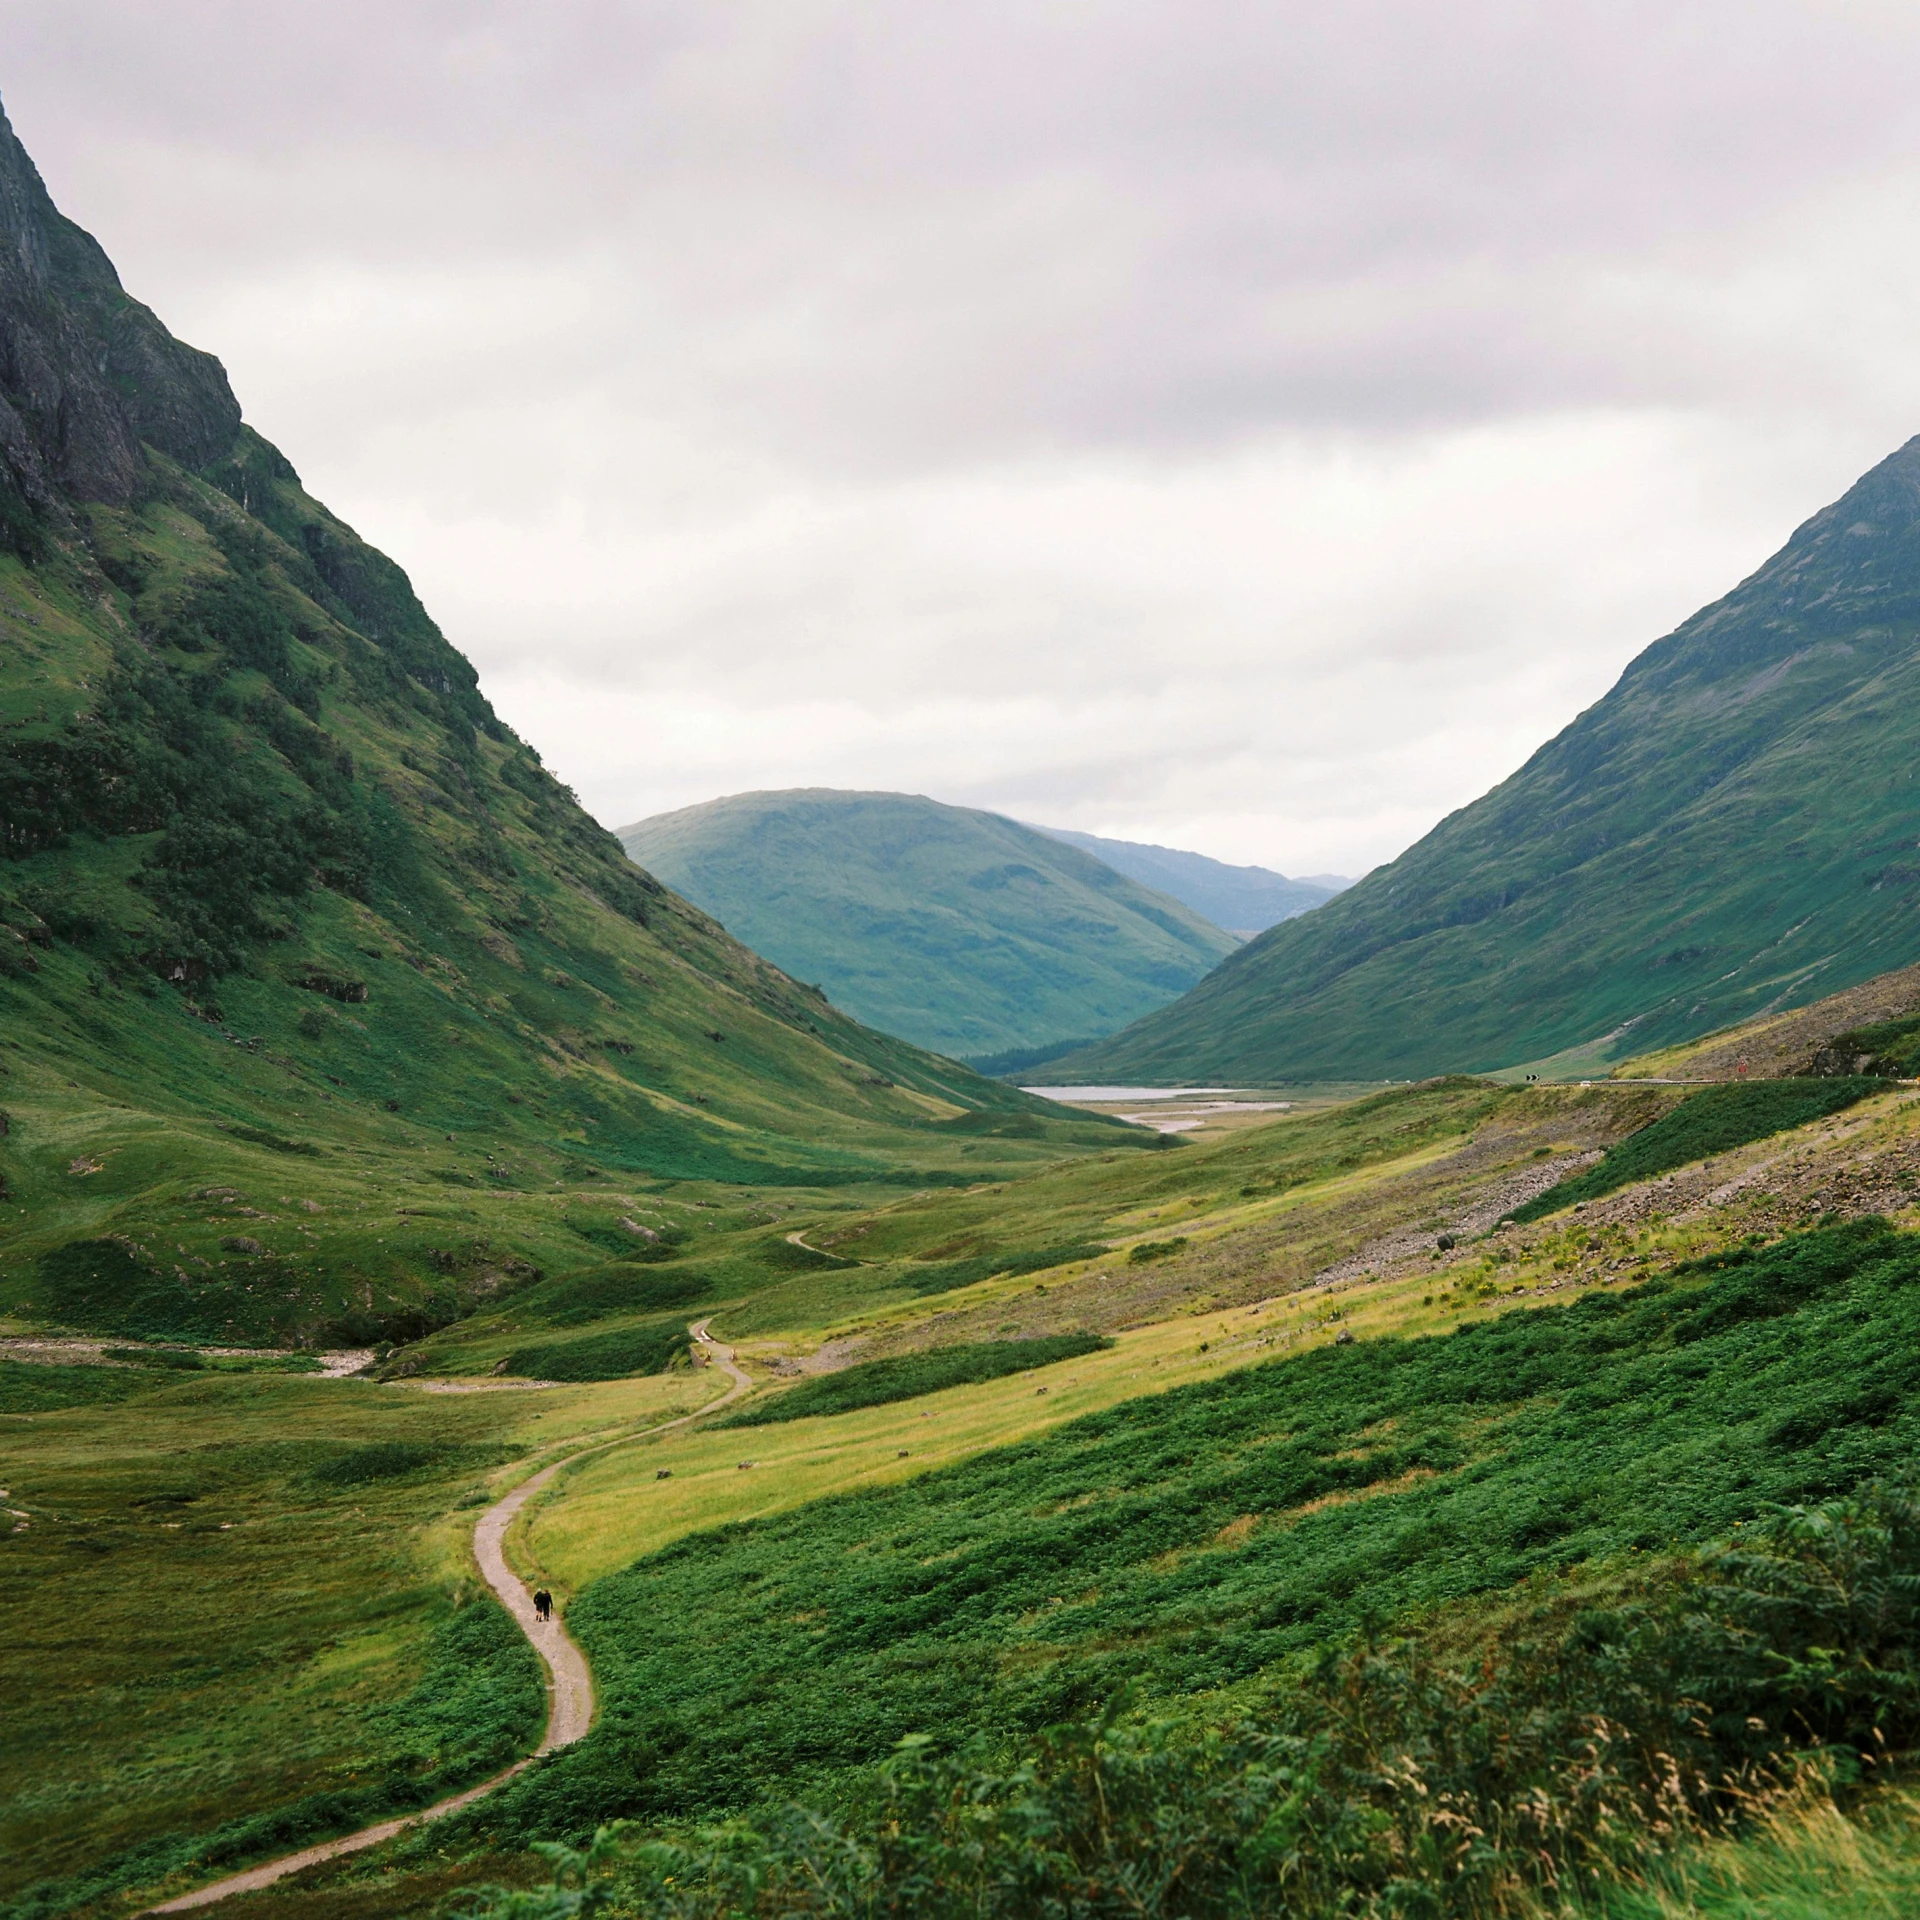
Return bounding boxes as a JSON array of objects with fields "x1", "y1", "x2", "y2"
[{"x1": 1063, "y1": 439, "x2": 1920, "y2": 1083}]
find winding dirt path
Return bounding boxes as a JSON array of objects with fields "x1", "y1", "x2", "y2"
[{"x1": 145, "y1": 1322, "x2": 750, "y2": 1913}]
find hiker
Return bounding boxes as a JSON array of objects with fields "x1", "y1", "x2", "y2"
[{"x1": 533, "y1": 1587, "x2": 552, "y2": 1622}]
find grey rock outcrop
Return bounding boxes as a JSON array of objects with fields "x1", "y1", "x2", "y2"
[{"x1": 0, "y1": 91, "x2": 240, "y2": 526}]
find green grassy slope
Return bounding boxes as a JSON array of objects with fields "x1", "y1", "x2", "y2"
[
  {"x1": 477, "y1": 1214, "x2": 1920, "y2": 1841},
  {"x1": 308, "y1": 1078, "x2": 1509, "y2": 1391},
  {"x1": 0, "y1": 1366, "x2": 548, "y2": 1909},
  {"x1": 0, "y1": 99, "x2": 1086, "y2": 1345},
  {"x1": 618, "y1": 790, "x2": 1237, "y2": 1058},
  {"x1": 1062, "y1": 437, "x2": 1920, "y2": 1083},
  {"x1": 13, "y1": 1065, "x2": 1909, "y2": 1916}
]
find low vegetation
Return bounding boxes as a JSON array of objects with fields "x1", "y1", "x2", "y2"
[
  {"x1": 466, "y1": 1472, "x2": 1920, "y2": 1919},
  {"x1": 1820, "y1": 1009, "x2": 1920, "y2": 1079},
  {"x1": 15, "y1": 1074, "x2": 1910, "y2": 1917},
  {"x1": 1127, "y1": 1235, "x2": 1187, "y2": 1262},
  {"x1": 505, "y1": 1318, "x2": 694, "y2": 1382},
  {"x1": 531, "y1": 1264, "x2": 715, "y2": 1330},
  {"x1": 462, "y1": 1216, "x2": 1920, "y2": 1856},
  {"x1": 1601, "y1": 1790, "x2": 1920, "y2": 1918},
  {"x1": 0, "y1": 1357, "x2": 149, "y2": 1413},
  {"x1": 0, "y1": 1368, "x2": 555, "y2": 1915},
  {"x1": 899, "y1": 1242, "x2": 1111, "y2": 1297},
  {"x1": 716, "y1": 1334, "x2": 1111, "y2": 1429},
  {"x1": 20, "y1": 1602, "x2": 537, "y2": 1920}
]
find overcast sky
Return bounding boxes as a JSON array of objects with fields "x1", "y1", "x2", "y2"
[{"x1": 7, "y1": 3, "x2": 1920, "y2": 875}]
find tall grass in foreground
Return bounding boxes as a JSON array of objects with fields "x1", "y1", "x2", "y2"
[
  {"x1": 458, "y1": 1477, "x2": 1920, "y2": 1918},
  {"x1": 1592, "y1": 1788, "x2": 1920, "y2": 1918}
]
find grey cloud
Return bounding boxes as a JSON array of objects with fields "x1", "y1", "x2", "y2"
[
  {"x1": 14, "y1": 2, "x2": 1920, "y2": 464},
  {"x1": 3, "y1": 3, "x2": 1918, "y2": 869}
]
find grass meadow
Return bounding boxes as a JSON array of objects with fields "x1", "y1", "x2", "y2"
[
  {"x1": 14, "y1": 1081, "x2": 1920, "y2": 1916},
  {"x1": 0, "y1": 1364, "x2": 717, "y2": 1918}
]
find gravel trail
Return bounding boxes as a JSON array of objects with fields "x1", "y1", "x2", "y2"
[{"x1": 144, "y1": 1321, "x2": 749, "y2": 1912}]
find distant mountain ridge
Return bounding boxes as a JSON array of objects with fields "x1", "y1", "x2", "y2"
[
  {"x1": 1058, "y1": 436, "x2": 1920, "y2": 1084},
  {"x1": 1030, "y1": 826, "x2": 1347, "y2": 934},
  {"x1": 619, "y1": 790, "x2": 1237, "y2": 1059}
]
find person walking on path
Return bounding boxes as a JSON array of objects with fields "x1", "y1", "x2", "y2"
[{"x1": 148, "y1": 1322, "x2": 753, "y2": 1915}]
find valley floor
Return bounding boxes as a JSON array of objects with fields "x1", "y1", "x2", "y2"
[{"x1": 10, "y1": 1070, "x2": 1920, "y2": 1917}]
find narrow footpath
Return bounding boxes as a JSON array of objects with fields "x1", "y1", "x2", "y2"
[{"x1": 147, "y1": 1321, "x2": 751, "y2": 1913}]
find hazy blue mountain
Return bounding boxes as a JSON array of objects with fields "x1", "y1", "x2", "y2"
[
  {"x1": 1032, "y1": 827, "x2": 1347, "y2": 935},
  {"x1": 619, "y1": 790, "x2": 1237, "y2": 1060}
]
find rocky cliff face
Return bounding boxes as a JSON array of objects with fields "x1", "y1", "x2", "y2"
[{"x1": 0, "y1": 93, "x2": 239, "y2": 528}]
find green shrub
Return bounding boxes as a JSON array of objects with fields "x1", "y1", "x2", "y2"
[
  {"x1": 756, "y1": 1235, "x2": 857, "y2": 1274},
  {"x1": 1816, "y1": 1012, "x2": 1920, "y2": 1079},
  {"x1": 1512, "y1": 1078, "x2": 1879, "y2": 1221},
  {"x1": 931, "y1": 1112, "x2": 1046, "y2": 1139},
  {"x1": 460, "y1": 1477, "x2": 1920, "y2": 1920},
  {"x1": 718, "y1": 1334, "x2": 1111, "y2": 1429},
  {"x1": 309, "y1": 1442, "x2": 447, "y2": 1486},
  {"x1": 7, "y1": 650, "x2": 382, "y2": 980},
  {"x1": 567, "y1": 1221, "x2": 689, "y2": 1264},
  {"x1": 506, "y1": 1319, "x2": 693, "y2": 1382},
  {"x1": 1127, "y1": 1236, "x2": 1187, "y2": 1264},
  {"x1": 36, "y1": 1239, "x2": 271, "y2": 1344},
  {"x1": 0, "y1": 1360, "x2": 148, "y2": 1414},
  {"x1": 217, "y1": 1123, "x2": 322, "y2": 1157},
  {"x1": 286, "y1": 966, "x2": 367, "y2": 1004},
  {"x1": 535, "y1": 1267, "x2": 714, "y2": 1329},
  {"x1": 902, "y1": 1243, "x2": 1109, "y2": 1297}
]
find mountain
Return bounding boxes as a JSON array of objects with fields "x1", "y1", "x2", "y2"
[
  {"x1": 1058, "y1": 436, "x2": 1920, "y2": 1084},
  {"x1": 618, "y1": 790, "x2": 1238, "y2": 1059},
  {"x1": 0, "y1": 99, "x2": 1080, "y2": 1347},
  {"x1": 1030, "y1": 826, "x2": 1346, "y2": 934}
]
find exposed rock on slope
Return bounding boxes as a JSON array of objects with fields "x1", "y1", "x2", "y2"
[{"x1": 0, "y1": 102, "x2": 237, "y2": 523}]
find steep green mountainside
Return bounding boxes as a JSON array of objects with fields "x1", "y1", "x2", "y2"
[
  {"x1": 1032, "y1": 824, "x2": 1346, "y2": 933},
  {"x1": 0, "y1": 99, "x2": 1082, "y2": 1347},
  {"x1": 1063, "y1": 438, "x2": 1920, "y2": 1083},
  {"x1": 618, "y1": 789, "x2": 1237, "y2": 1059}
]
